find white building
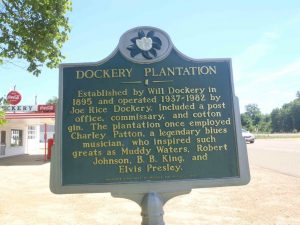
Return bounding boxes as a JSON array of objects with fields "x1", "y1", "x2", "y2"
[{"x1": 0, "y1": 112, "x2": 55, "y2": 158}]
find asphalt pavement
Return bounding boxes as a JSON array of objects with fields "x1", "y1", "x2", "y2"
[{"x1": 247, "y1": 138, "x2": 300, "y2": 177}]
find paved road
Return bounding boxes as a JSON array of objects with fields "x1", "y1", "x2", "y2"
[{"x1": 247, "y1": 138, "x2": 300, "y2": 177}]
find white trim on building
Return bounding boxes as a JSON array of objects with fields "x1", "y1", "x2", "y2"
[{"x1": 0, "y1": 112, "x2": 55, "y2": 158}]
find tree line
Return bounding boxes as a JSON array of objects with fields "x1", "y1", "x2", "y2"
[{"x1": 241, "y1": 92, "x2": 300, "y2": 133}]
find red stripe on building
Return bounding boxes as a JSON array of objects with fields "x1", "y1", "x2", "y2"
[{"x1": 5, "y1": 112, "x2": 55, "y2": 119}]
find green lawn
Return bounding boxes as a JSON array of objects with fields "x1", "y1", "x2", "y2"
[{"x1": 255, "y1": 133, "x2": 300, "y2": 139}]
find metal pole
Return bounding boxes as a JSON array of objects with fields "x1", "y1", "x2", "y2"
[
  {"x1": 141, "y1": 193, "x2": 165, "y2": 225},
  {"x1": 44, "y1": 123, "x2": 47, "y2": 161},
  {"x1": 112, "y1": 190, "x2": 191, "y2": 225}
]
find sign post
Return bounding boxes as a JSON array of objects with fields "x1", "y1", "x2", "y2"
[{"x1": 50, "y1": 26, "x2": 250, "y2": 224}]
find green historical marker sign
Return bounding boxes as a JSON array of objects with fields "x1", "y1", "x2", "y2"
[{"x1": 50, "y1": 27, "x2": 250, "y2": 194}]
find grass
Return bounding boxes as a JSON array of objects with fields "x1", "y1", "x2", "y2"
[{"x1": 255, "y1": 133, "x2": 300, "y2": 139}]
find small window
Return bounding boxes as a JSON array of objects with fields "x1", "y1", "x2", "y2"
[
  {"x1": 28, "y1": 126, "x2": 36, "y2": 139},
  {"x1": 11, "y1": 129, "x2": 23, "y2": 147},
  {"x1": 1, "y1": 131, "x2": 6, "y2": 145}
]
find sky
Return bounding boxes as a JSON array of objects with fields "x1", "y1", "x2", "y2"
[{"x1": 1, "y1": 0, "x2": 300, "y2": 114}]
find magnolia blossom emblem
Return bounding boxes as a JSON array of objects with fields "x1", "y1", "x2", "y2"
[{"x1": 127, "y1": 30, "x2": 162, "y2": 59}]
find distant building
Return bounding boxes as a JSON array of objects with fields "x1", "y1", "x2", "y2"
[{"x1": 0, "y1": 109, "x2": 55, "y2": 158}]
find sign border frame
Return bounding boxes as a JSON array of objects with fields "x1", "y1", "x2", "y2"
[
  {"x1": 50, "y1": 27, "x2": 250, "y2": 194},
  {"x1": 50, "y1": 64, "x2": 250, "y2": 194}
]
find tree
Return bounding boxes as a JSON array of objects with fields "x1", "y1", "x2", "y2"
[
  {"x1": 270, "y1": 94, "x2": 300, "y2": 133},
  {"x1": 290, "y1": 98, "x2": 300, "y2": 131},
  {"x1": 241, "y1": 104, "x2": 271, "y2": 133},
  {"x1": 244, "y1": 104, "x2": 262, "y2": 125},
  {"x1": 270, "y1": 108, "x2": 281, "y2": 132},
  {"x1": 0, "y1": 110, "x2": 5, "y2": 126},
  {"x1": 241, "y1": 113, "x2": 253, "y2": 131},
  {"x1": 0, "y1": 96, "x2": 8, "y2": 125},
  {"x1": 256, "y1": 114, "x2": 272, "y2": 133},
  {"x1": 46, "y1": 96, "x2": 58, "y2": 104},
  {"x1": 0, "y1": 0, "x2": 72, "y2": 76},
  {"x1": 241, "y1": 104, "x2": 262, "y2": 132}
]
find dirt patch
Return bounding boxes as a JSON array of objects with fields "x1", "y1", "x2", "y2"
[{"x1": 0, "y1": 155, "x2": 299, "y2": 225}]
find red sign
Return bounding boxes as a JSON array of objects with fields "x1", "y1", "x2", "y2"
[
  {"x1": 7, "y1": 91, "x2": 22, "y2": 105},
  {"x1": 38, "y1": 104, "x2": 56, "y2": 112}
]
